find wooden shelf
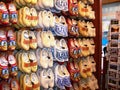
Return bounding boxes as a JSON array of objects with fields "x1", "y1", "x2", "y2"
[{"x1": 103, "y1": 0, "x2": 120, "y2": 5}]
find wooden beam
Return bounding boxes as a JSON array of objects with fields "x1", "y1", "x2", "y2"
[
  {"x1": 93, "y1": 0, "x2": 102, "y2": 89},
  {"x1": 103, "y1": 0, "x2": 120, "y2": 5}
]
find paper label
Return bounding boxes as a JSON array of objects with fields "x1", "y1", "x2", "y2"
[
  {"x1": 24, "y1": 31, "x2": 29, "y2": 39},
  {"x1": 0, "y1": 57, "x2": 8, "y2": 67},
  {"x1": 8, "y1": 30, "x2": 14, "y2": 37},
  {"x1": 25, "y1": 75, "x2": 32, "y2": 85},
  {"x1": 0, "y1": 3, "x2": 6, "y2": 10},
  {"x1": 0, "y1": 30, "x2": 6, "y2": 38},
  {"x1": 31, "y1": 73, "x2": 36, "y2": 83},
  {"x1": 8, "y1": 4, "x2": 16, "y2": 11},
  {"x1": 8, "y1": 55, "x2": 16, "y2": 65}
]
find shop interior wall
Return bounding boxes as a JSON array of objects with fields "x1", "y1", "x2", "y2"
[{"x1": 102, "y1": 2, "x2": 120, "y2": 68}]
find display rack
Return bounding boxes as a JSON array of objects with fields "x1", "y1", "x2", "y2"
[
  {"x1": 106, "y1": 19, "x2": 120, "y2": 90},
  {"x1": 0, "y1": 0, "x2": 102, "y2": 90}
]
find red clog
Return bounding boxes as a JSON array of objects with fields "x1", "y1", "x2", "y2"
[
  {"x1": 67, "y1": 18, "x2": 79, "y2": 37},
  {"x1": 7, "y1": 3, "x2": 17, "y2": 24},
  {"x1": 68, "y1": 39, "x2": 79, "y2": 58},
  {"x1": 7, "y1": 28, "x2": 16, "y2": 51},
  {"x1": 7, "y1": 52, "x2": 18, "y2": 77},
  {"x1": 68, "y1": 0, "x2": 78, "y2": 16},
  {"x1": 67, "y1": 61, "x2": 80, "y2": 82},
  {"x1": 0, "y1": 2, "x2": 9, "y2": 25}
]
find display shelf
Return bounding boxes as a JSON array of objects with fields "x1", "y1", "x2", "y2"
[
  {"x1": 0, "y1": 0, "x2": 102, "y2": 90},
  {"x1": 105, "y1": 19, "x2": 120, "y2": 90}
]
